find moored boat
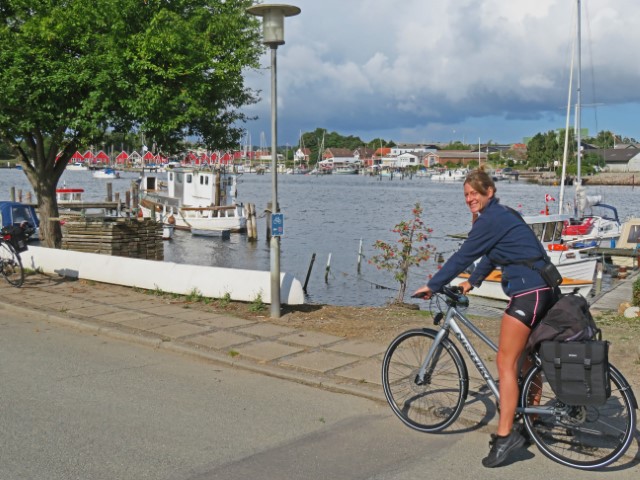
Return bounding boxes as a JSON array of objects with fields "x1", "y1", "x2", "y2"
[
  {"x1": 451, "y1": 211, "x2": 597, "y2": 301},
  {"x1": 93, "y1": 168, "x2": 120, "y2": 179},
  {"x1": 138, "y1": 167, "x2": 247, "y2": 233},
  {"x1": 454, "y1": 270, "x2": 594, "y2": 301},
  {"x1": 430, "y1": 168, "x2": 468, "y2": 182}
]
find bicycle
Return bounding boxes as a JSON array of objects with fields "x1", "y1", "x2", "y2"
[
  {"x1": 381, "y1": 286, "x2": 638, "y2": 470},
  {"x1": 0, "y1": 224, "x2": 30, "y2": 287}
]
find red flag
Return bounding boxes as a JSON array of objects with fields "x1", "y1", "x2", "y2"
[{"x1": 545, "y1": 193, "x2": 555, "y2": 202}]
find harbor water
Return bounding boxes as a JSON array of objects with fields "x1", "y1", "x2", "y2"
[{"x1": 1, "y1": 168, "x2": 638, "y2": 307}]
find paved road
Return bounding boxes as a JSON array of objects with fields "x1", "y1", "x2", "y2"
[{"x1": 2, "y1": 313, "x2": 639, "y2": 479}]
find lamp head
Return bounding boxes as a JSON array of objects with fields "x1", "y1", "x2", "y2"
[{"x1": 247, "y1": 4, "x2": 301, "y2": 46}]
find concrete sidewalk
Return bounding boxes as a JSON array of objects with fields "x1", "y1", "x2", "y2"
[{"x1": 0, "y1": 271, "x2": 634, "y2": 433}]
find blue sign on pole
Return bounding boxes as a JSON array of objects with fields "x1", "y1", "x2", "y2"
[{"x1": 271, "y1": 213, "x2": 284, "y2": 237}]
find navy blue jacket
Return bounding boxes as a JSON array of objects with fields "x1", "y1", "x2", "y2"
[{"x1": 427, "y1": 197, "x2": 548, "y2": 297}]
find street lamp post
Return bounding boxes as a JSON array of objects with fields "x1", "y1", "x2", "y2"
[{"x1": 247, "y1": 3, "x2": 300, "y2": 319}]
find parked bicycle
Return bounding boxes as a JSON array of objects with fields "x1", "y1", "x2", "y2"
[
  {"x1": 382, "y1": 286, "x2": 638, "y2": 470},
  {"x1": 0, "y1": 222, "x2": 32, "y2": 287}
]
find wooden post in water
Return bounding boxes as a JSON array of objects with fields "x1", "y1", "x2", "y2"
[
  {"x1": 325, "y1": 253, "x2": 332, "y2": 283},
  {"x1": 595, "y1": 262, "x2": 603, "y2": 295},
  {"x1": 357, "y1": 238, "x2": 363, "y2": 274},
  {"x1": 10, "y1": 187, "x2": 15, "y2": 201},
  {"x1": 266, "y1": 201, "x2": 272, "y2": 241},
  {"x1": 214, "y1": 170, "x2": 221, "y2": 207},
  {"x1": 247, "y1": 203, "x2": 258, "y2": 241},
  {"x1": 125, "y1": 191, "x2": 131, "y2": 215},
  {"x1": 17, "y1": 189, "x2": 22, "y2": 202},
  {"x1": 25, "y1": 192, "x2": 32, "y2": 204},
  {"x1": 303, "y1": 253, "x2": 316, "y2": 293},
  {"x1": 106, "y1": 182, "x2": 113, "y2": 202}
]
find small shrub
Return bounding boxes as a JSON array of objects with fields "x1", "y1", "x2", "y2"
[
  {"x1": 218, "y1": 292, "x2": 232, "y2": 308},
  {"x1": 249, "y1": 292, "x2": 266, "y2": 312},
  {"x1": 186, "y1": 288, "x2": 204, "y2": 303},
  {"x1": 633, "y1": 276, "x2": 640, "y2": 306}
]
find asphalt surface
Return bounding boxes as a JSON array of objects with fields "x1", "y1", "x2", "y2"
[{"x1": 0, "y1": 269, "x2": 636, "y2": 434}]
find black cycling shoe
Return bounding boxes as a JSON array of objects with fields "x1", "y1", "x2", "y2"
[{"x1": 481, "y1": 428, "x2": 526, "y2": 468}]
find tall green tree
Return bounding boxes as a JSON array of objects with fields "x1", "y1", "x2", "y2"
[{"x1": 0, "y1": 0, "x2": 262, "y2": 247}]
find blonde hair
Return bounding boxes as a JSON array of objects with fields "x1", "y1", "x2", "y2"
[{"x1": 464, "y1": 168, "x2": 496, "y2": 195}]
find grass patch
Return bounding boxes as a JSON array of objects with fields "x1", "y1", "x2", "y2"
[{"x1": 249, "y1": 292, "x2": 266, "y2": 312}]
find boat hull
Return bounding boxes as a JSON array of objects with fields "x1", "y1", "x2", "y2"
[
  {"x1": 140, "y1": 197, "x2": 247, "y2": 233},
  {"x1": 451, "y1": 270, "x2": 593, "y2": 300},
  {"x1": 454, "y1": 271, "x2": 593, "y2": 301}
]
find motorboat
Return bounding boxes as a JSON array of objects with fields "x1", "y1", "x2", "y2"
[
  {"x1": 453, "y1": 212, "x2": 597, "y2": 301},
  {"x1": 562, "y1": 203, "x2": 622, "y2": 248},
  {"x1": 138, "y1": 167, "x2": 247, "y2": 233},
  {"x1": 93, "y1": 168, "x2": 120, "y2": 179},
  {"x1": 430, "y1": 168, "x2": 468, "y2": 182},
  {"x1": 66, "y1": 162, "x2": 88, "y2": 171}
]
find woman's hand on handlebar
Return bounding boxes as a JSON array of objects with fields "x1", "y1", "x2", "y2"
[
  {"x1": 411, "y1": 285, "x2": 432, "y2": 300},
  {"x1": 457, "y1": 280, "x2": 473, "y2": 295}
]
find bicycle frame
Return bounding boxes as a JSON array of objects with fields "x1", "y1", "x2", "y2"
[
  {"x1": 417, "y1": 302, "x2": 501, "y2": 399},
  {"x1": 416, "y1": 298, "x2": 551, "y2": 417}
]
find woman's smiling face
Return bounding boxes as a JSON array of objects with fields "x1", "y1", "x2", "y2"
[{"x1": 464, "y1": 182, "x2": 494, "y2": 214}]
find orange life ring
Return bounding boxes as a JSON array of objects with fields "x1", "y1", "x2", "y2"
[{"x1": 548, "y1": 243, "x2": 568, "y2": 251}]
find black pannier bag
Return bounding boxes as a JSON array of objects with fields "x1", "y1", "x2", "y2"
[
  {"x1": 528, "y1": 292, "x2": 611, "y2": 406},
  {"x1": 1, "y1": 225, "x2": 28, "y2": 253},
  {"x1": 539, "y1": 340, "x2": 611, "y2": 406}
]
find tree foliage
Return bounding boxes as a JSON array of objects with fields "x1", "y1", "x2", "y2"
[{"x1": 0, "y1": 0, "x2": 262, "y2": 246}]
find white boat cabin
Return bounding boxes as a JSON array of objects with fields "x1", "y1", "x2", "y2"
[{"x1": 140, "y1": 167, "x2": 237, "y2": 207}]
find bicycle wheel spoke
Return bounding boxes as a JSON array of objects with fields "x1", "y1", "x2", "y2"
[
  {"x1": 521, "y1": 364, "x2": 636, "y2": 469},
  {"x1": 0, "y1": 241, "x2": 24, "y2": 287},
  {"x1": 382, "y1": 329, "x2": 468, "y2": 433}
]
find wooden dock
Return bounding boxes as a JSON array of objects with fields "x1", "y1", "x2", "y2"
[{"x1": 590, "y1": 270, "x2": 639, "y2": 312}]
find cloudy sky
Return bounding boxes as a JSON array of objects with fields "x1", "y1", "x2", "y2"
[{"x1": 241, "y1": 0, "x2": 640, "y2": 147}]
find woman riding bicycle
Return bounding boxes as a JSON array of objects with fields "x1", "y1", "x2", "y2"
[{"x1": 413, "y1": 168, "x2": 557, "y2": 468}]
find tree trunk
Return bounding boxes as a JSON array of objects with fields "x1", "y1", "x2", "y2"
[{"x1": 33, "y1": 175, "x2": 62, "y2": 248}]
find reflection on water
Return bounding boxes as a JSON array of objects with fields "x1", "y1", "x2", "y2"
[{"x1": 1, "y1": 168, "x2": 637, "y2": 306}]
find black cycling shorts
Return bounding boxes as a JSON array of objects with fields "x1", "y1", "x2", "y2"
[{"x1": 505, "y1": 286, "x2": 556, "y2": 329}]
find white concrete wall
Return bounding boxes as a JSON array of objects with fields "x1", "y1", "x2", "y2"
[{"x1": 22, "y1": 246, "x2": 305, "y2": 305}]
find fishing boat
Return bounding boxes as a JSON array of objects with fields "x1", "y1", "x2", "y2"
[{"x1": 138, "y1": 167, "x2": 247, "y2": 234}]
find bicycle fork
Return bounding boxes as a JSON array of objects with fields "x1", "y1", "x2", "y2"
[{"x1": 415, "y1": 328, "x2": 451, "y2": 385}]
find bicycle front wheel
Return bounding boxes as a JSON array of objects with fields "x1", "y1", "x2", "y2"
[
  {"x1": 0, "y1": 241, "x2": 24, "y2": 287},
  {"x1": 521, "y1": 363, "x2": 637, "y2": 470},
  {"x1": 382, "y1": 328, "x2": 468, "y2": 433}
]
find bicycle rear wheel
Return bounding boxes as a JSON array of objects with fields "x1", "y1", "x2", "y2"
[
  {"x1": 520, "y1": 363, "x2": 637, "y2": 469},
  {"x1": 0, "y1": 241, "x2": 24, "y2": 287},
  {"x1": 382, "y1": 328, "x2": 468, "y2": 432}
]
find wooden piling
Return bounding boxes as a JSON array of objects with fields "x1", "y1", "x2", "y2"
[
  {"x1": 17, "y1": 189, "x2": 22, "y2": 202},
  {"x1": 357, "y1": 238, "x2": 363, "y2": 274},
  {"x1": 25, "y1": 192, "x2": 32, "y2": 203},
  {"x1": 10, "y1": 186, "x2": 15, "y2": 201},
  {"x1": 106, "y1": 182, "x2": 113, "y2": 202},
  {"x1": 266, "y1": 202, "x2": 272, "y2": 241},
  {"x1": 303, "y1": 253, "x2": 316, "y2": 293},
  {"x1": 246, "y1": 203, "x2": 257, "y2": 240},
  {"x1": 595, "y1": 262, "x2": 603, "y2": 295},
  {"x1": 325, "y1": 253, "x2": 332, "y2": 283}
]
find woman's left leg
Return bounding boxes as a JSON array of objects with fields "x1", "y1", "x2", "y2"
[{"x1": 496, "y1": 313, "x2": 531, "y2": 436}]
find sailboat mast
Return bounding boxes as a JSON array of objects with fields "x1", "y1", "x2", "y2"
[{"x1": 576, "y1": 0, "x2": 582, "y2": 186}]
